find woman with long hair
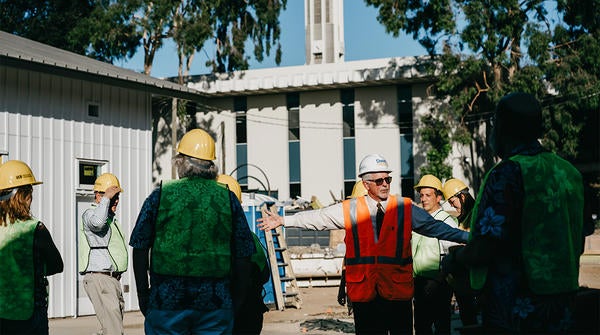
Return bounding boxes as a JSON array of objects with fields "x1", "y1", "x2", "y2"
[
  {"x1": 0, "y1": 160, "x2": 63, "y2": 335},
  {"x1": 443, "y1": 178, "x2": 479, "y2": 329}
]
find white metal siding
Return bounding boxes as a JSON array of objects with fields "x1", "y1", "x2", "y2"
[{"x1": 0, "y1": 65, "x2": 153, "y2": 318}]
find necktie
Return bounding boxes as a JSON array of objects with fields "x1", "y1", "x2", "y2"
[{"x1": 376, "y1": 203, "x2": 385, "y2": 237}]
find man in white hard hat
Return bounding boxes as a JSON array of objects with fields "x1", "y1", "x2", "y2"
[{"x1": 258, "y1": 154, "x2": 469, "y2": 335}]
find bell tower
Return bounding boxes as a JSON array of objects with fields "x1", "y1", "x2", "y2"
[{"x1": 305, "y1": 0, "x2": 345, "y2": 65}]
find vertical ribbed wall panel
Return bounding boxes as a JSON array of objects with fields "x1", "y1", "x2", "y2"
[{"x1": 0, "y1": 65, "x2": 153, "y2": 318}]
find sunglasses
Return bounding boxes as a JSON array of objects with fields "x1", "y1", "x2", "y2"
[{"x1": 366, "y1": 176, "x2": 392, "y2": 186}]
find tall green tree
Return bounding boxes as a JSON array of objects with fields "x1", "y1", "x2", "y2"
[
  {"x1": 365, "y1": 0, "x2": 598, "y2": 188},
  {"x1": 0, "y1": 0, "x2": 102, "y2": 55},
  {"x1": 76, "y1": 0, "x2": 286, "y2": 80}
]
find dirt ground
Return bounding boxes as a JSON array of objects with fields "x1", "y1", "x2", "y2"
[{"x1": 261, "y1": 286, "x2": 355, "y2": 334}]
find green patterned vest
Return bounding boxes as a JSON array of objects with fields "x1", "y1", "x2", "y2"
[
  {"x1": 152, "y1": 177, "x2": 233, "y2": 277},
  {"x1": 470, "y1": 152, "x2": 584, "y2": 293},
  {"x1": 0, "y1": 219, "x2": 38, "y2": 320},
  {"x1": 511, "y1": 152, "x2": 583, "y2": 293}
]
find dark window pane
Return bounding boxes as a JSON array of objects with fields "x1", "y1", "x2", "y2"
[
  {"x1": 397, "y1": 85, "x2": 412, "y2": 135},
  {"x1": 401, "y1": 177, "x2": 414, "y2": 198},
  {"x1": 400, "y1": 134, "x2": 413, "y2": 178},
  {"x1": 344, "y1": 180, "x2": 356, "y2": 199},
  {"x1": 234, "y1": 97, "x2": 247, "y2": 144},
  {"x1": 287, "y1": 93, "x2": 300, "y2": 140},
  {"x1": 290, "y1": 183, "x2": 301, "y2": 199},
  {"x1": 79, "y1": 163, "x2": 99, "y2": 186},
  {"x1": 341, "y1": 89, "x2": 355, "y2": 137},
  {"x1": 343, "y1": 138, "x2": 356, "y2": 180},
  {"x1": 236, "y1": 144, "x2": 247, "y2": 186},
  {"x1": 289, "y1": 141, "x2": 301, "y2": 182}
]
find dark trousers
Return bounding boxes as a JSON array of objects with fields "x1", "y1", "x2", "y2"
[
  {"x1": 413, "y1": 275, "x2": 453, "y2": 334},
  {"x1": 0, "y1": 307, "x2": 49, "y2": 335},
  {"x1": 233, "y1": 287, "x2": 269, "y2": 335},
  {"x1": 454, "y1": 291, "x2": 478, "y2": 327},
  {"x1": 352, "y1": 296, "x2": 413, "y2": 335}
]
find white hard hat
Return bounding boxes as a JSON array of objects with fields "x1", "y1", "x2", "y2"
[{"x1": 358, "y1": 154, "x2": 392, "y2": 177}]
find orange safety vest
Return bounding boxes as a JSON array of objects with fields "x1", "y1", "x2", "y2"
[{"x1": 343, "y1": 195, "x2": 413, "y2": 302}]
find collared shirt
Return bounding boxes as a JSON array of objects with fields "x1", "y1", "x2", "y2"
[
  {"x1": 285, "y1": 195, "x2": 468, "y2": 244},
  {"x1": 82, "y1": 197, "x2": 115, "y2": 272},
  {"x1": 429, "y1": 207, "x2": 460, "y2": 254},
  {"x1": 129, "y1": 187, "x2": 255, "y2": 311}
]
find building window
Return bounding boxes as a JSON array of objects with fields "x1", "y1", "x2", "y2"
[
  {"x1": 344, "y1": 180, "x2": 356, "y2": 199},
  {"x1": 77, "y1": 160, "x2": 106, "y2": 190},
  {"x1": 234, "y1": 96, "x2": 248, "y2": 187},
  {"x1": 343, "y1": 138, "x2": 356, "y2": 180},
  {"x1": 290, "y1": 183, "x2": 302, "y2": 199},
  {"x1": 87, "y1": 103, "x2": 100, "y2": 118},
  {"x1": 397, "y1": 85, "x2": 412, "y2": 135},
  {"x1": 397, "y1": 85, "x2": 414, "y2": 197},
  {"x1": 342, "y1": 88, "x2": 356, "y2": 193},
  {"x1": 287, "y1": 93, "x2": 300, "y2": 140},
  {"x1": 289, "y1": 97, "x2": 301, "y2": 199},
  {"x1": 400, "y1": 134, "x2": 414, "y2": 197},
  {"x1": 341, "y1": 89, "x2": 355, "y2": 138},
  {"x1": 234, "y1": 96, "x2": 247, "y2": 144}
]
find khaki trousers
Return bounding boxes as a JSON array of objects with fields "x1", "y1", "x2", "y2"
[{"x1": 83, "y1": 273, "x2": 124, "y2": 335}]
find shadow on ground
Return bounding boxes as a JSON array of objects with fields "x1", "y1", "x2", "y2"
[{"x1": 300, "y1": 318, "x2": 355, "y2": 333}]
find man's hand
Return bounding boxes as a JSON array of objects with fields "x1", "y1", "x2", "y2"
[
  {"x1": 103, "y1": 185, "x2": 121, "y2": 199},
  {"x1": 256, "y1": 208, "x2": 284, "y2": 231}
]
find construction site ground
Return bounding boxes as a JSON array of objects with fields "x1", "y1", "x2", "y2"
[{"x1": 50, "y1": 234, "x2": 600, "y2": 335}]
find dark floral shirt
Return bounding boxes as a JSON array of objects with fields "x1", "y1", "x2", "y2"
[
  {"x1": 129, "y1": 187, "x2": 255, "y2": 311},
  {"x1": 460, "y1": 141, "x2": 580, "y2": 333}
]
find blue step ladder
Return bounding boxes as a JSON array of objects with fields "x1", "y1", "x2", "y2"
[{"x1": 261, "y1": 204, "x2": 302, "y2": 310}]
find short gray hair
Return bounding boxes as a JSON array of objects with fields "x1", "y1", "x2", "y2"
[{"x1": 172, "y1": 154, "x2": 218, "y2": 179}]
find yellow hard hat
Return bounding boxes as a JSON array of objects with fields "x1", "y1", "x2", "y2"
[
  {"x1": 414, "y1": 174, "x2": 442, "y2": 192},
  {"x1": 0, "y1": 160, "x2": 43, "y2": 191},
  {"x1": 93, "y1": 173, "x2": 123, "y2": 193},
  {"x1": 348, "y1": 180, "x2": 368, "y2": 198},
  {"x1": 177, "y1": 129, "x2": 216, "y2": 161},
  {"x1": 442, "y1": 178, "x2": 468, "y2": 200},
  {"x1": 217, "y1": 174, "x2": 242, "y2": 203}
]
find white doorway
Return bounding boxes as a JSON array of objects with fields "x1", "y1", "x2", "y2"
[{"x1": 76, "y1": 192, "x2": 96, "y2": 316}]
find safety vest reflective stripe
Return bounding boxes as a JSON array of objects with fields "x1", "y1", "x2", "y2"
[
  {"x1": 345, "y1": 196, "x2": 412, "y2": 265},
  {"x1": 343, "y1": 195, "x2": 414, "y2": 302}
]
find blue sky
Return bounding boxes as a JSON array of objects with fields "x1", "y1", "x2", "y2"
[{"x1": 117, "y1": 1, "x2": 427, "y2": 78}]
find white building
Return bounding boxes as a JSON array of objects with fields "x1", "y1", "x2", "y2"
[
  {"x1": 184, "y1": 57, "x2": 455, "y2": 203},
  {"x1": 0, "y1": 31, "x2": 203, "y2": 318}
]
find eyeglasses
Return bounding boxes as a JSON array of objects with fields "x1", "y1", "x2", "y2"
[{"x1": 366, "y1": 176, "x2": 392, "y2": 186}]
